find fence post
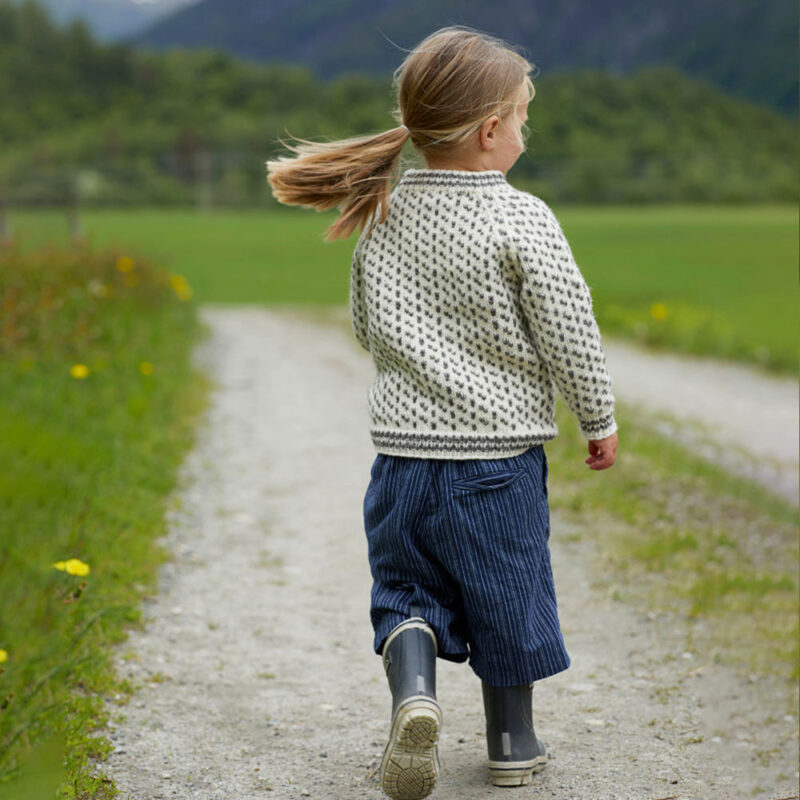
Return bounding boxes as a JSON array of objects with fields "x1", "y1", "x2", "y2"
[
  {"x1": 68, "y1": 171, "x2": 85, "y2": 246},
  {"x1": 0, "y1": 190, "x2": 11, "y2": 249},
  {"x1": 195, "y1": 150, "x2": 213, "y2": 210}
]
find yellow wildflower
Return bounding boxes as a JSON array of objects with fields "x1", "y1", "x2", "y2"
[
  {"x1": 70, "y1": 363, "x2": 90, "y2": 379},
  {"x1": 0, "y1": 650, "x2": 7, "y2": 663},
  {"x1": 169, "y1": 274, "x2": 193, "y2": 301},
  {"x1": 116, "y1": 256, "x2": 135, "y2": 273},
  {"x1": 53, "y1": 558, "x2": 91, "y2": 576},
  {"x1": 169, "y1": 274, "x2": 188, "y2": 291},
  {"x1": 139, "y1": 361, "x2": 154, "y2": 375},
  {"x1": 650, "y1": 302, "x2": 669, "y2": 321}
]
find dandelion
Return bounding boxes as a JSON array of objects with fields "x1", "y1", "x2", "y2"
[
  {"x1": 169, "y1": 274, "x2": 188, "y2": 291},
  {"x1": 0, "y1": 650, "x2": 7, "y2": 663},
  {"x1": 139, "y1": 361, "x2": 154, "y2": 375},
  {"x1": 70, "y1": 363, "x2": 90, "y2": 379},
  {"x1": 169, "y1": 274, "x2": 193, "y2": 301},
  {"x1": 650, "y1": 302, "x2": 669, "y2": 321},
  {"x1": 116, "y1": 256, "x2": 135, "y2": 273},
  {"x1": 53, "y1": 558, "x2": 91, "y2": 576}
]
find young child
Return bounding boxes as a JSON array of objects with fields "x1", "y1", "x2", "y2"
[{"x1": 267, "y1": 25, "x2": 618, "y2": 800}]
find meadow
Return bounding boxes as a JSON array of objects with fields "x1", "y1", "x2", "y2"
[{"x1": 10, "y1": 203, "x2": 798, "y2": 372}]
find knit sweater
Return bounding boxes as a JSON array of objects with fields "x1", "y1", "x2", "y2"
[{"x1": 349, "y1": 167, "x2": 617, "y2": 459}]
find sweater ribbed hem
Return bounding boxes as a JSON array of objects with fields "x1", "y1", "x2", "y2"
[
  {"x1": 371, "y1": 427, "x2": 556, "y2": 460},
  {"x1": 398, "y1": 168, "x2": 507, "y2": 189}
]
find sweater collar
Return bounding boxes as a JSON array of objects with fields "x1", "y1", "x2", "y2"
[{"x1": 398, "y1": 168, "x2": 507, "y2": 188}]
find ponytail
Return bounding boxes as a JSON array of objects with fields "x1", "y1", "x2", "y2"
[
  {"x1": 267, "y1": 27, "x2": 535, "y2": 242},
  {"x1": 266, "y1": 125, "x2": 409, "y2": 241}
]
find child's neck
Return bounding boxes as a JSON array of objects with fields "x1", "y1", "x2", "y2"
[{"x1": 424, "y1": 151, "x2": 502, "y2": 174}]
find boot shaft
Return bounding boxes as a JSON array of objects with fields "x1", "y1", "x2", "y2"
[
  {"x1": 481, "y1": 682, "x2": 540, "y2": 763},
  {"x1": 382, "y1": 619, "x2": 438, "y2": 717},
  {"x1": 379, "y1": 619, "x2": 442, "y2": 800}
]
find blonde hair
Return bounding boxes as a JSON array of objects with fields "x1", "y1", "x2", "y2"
[{"x1": 266, "y1": 26, "x2": 536, "y2": 241}]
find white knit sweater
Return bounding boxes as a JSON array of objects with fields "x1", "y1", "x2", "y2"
[{"x1": 349, "y1": 168, "x2": 617, "y2": 459}]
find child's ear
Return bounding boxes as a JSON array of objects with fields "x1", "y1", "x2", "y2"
[{"x1": 479, "y1": 115, "x2": 501, "y2": 150}]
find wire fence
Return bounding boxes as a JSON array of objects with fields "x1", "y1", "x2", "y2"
[
  {"x1": 0, "y1": 146, "x2": 793, "y2": 247},
  {"x1": 1, "y1": 150, "x2": 273, "y2": 211}
]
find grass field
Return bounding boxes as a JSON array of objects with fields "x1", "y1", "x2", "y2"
[{"x1": 9, "y1": 204, "x2": 798, "y2": 372}]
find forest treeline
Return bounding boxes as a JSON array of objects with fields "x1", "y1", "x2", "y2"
[
  {"x1": 0, "y1": 0, "x2": 795, "y2": 207},
  {"x1": 134, "y1": 0, "x2": 799, "y2": 114}
]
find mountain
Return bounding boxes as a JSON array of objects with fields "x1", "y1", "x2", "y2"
[
  {"x1": 8, "y1": 0, "x2": 199, "y2": 41},
  {"x1": 130, "y1": 0, "x2": 798, "y2": 114}
]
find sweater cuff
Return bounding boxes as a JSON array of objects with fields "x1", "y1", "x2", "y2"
[{"x1": 579, "y1": 413, "x2": 618, "y2": 441}]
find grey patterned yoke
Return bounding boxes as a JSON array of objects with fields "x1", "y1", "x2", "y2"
[{"x1": 349, "y1": 168, "x2": 617, "y2": 459}]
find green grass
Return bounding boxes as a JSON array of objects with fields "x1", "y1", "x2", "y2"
[
  {"x1": 9, "y1": 204, "x2": 797, "y2": 372},
  {"x1": 545, "y1": 395, "x2": 799, "y2": 681},
  {"x1": 7, "y1": 208, "x2": 355, "y2": 307},
  {"x1": 562, "y1": 205, "x2": 799, "y2": 372},
  {"x1": 0, "y1": 244, "x2": 207, "y2": 797}
]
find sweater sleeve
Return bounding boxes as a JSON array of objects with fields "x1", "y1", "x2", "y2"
[
  {"x1": 348, "y1": 232, "x2": 370, "y2": 352},
  {"x1": 513, "y1": 196, "x2": 617, "y2": 440}
]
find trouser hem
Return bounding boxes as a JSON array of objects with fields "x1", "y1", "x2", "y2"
[
  {"x1": 469, "y1": 640, "x2": 571, "y2": 687},
  {"x1": 373, "y1": 612, "x2": 469, "y2": 663}
]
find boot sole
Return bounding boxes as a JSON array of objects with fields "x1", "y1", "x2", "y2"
[
  {"x1": 488, "y1": 755, "x2": 548, "y2": 786},
  {"x1": 380, "y1": 697, "x2": 442, "y2": 800}
]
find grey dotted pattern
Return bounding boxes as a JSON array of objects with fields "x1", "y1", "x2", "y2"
[{"x1": 349, "y1": 168, "x2": 617, "y2": 459}]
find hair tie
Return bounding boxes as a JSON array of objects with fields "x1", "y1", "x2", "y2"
[{"x1": 400, "y1": 124, "x2": 410, "y2": 136}]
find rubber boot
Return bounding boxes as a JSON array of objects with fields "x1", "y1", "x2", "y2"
[
  {"x1": 379, "y1": 618, "x2": 442, "y2": 800},
  {"x1": 482, "y1": 682, "x2": 547, "y2": 787}
]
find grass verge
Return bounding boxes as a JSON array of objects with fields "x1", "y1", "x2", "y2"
[
  {"x1": 0, "y1": 244, "x2": 208, "y2": 797},
  {"x1": 546, "y1": 396, "x2": 798, "y2": 682}
]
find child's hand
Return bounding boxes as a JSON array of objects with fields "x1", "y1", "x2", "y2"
[{"x1": 585, "y1": 432, "x2": 618, "y2": 470}]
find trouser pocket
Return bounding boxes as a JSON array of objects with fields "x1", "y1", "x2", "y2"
[{"x1": 451, "y1": 468, "x2": 524, "y2": 494}]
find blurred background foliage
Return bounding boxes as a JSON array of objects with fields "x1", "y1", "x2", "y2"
[{"x1": 0, "y1": 0, "x2": 796, "y2": 209}]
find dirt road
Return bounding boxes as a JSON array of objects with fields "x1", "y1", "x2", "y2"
[
  {"x1": 602, "y1": 340, "x2": 798, "y2": 506},
  {"x1": 97, "y1": 307, "x2": 798, "y2": 800}
]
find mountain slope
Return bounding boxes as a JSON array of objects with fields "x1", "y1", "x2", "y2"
[
  {"x1": 130, "y1": 0, "x2": 798, "y2": 113},
  {"x1": 8, "y1": 0, "x2": 198, "y2": 40}
]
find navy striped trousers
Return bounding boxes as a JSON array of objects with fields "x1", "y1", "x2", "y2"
[{"x1": 362, "y1": 444, "x2": 570, "y2": 687}]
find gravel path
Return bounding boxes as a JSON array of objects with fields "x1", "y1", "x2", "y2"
[
  {"x1": 602, "y1": 340, "x2": 798, "y2": 506},
  {"x1": 97, "y1": 306, "x2": 798, "y2": 800}
]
